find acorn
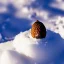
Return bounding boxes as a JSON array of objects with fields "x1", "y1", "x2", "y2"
[{"x1": 31, "y1": 20, "x2": 46, "y2": 39}]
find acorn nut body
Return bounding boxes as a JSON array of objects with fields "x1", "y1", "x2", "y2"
[{"x1": 31, "y1": 20, "x2": 46, "y2": 39}]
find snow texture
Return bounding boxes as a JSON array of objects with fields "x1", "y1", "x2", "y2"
[
  {"x1": 0, "y1": 0, "x2": 64, "y2": 64},
  {"x1": 13, "y1": 29, "x2": 64, "y2": 64},
  {"x1": 0, "y1": 0, "x2": 64, "y2": 42},
  {"x1": 0, "y1": 50, "x2": 35, "y2": 64},
  {"x1": 50, "y1": 0, "x2": 64, "y2": 11},
  {"x1": 0, "y1": 29, "x2": 64, "y2": 64}
]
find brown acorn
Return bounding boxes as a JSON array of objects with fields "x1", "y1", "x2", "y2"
[{"x1": 31, "y1": 20, "x2": 46, "y2": 39}]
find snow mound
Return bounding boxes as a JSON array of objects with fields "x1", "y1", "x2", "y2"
[
  {"x1": 0, "y1": 50, "x2": 35, "y2": 64},
  {"x1": 13, "y1": 29, "x2": 64, "y2": 63},
  {"x1": 13, "y1": 29, "x2": 46, "y2": 59},
  {"x1": 0, "y1": 41, "x2": 13, "y2": 51},
  {"x1": 0, "y1": 29, "x2": 64, "y2": 64},
  {"x1": 0, "y1": 41, "x2": 13, "y2": 57}
]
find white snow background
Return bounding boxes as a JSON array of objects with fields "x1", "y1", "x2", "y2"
[{"x1": 0, "y1": 0, "x2": 64, "y2": 64}]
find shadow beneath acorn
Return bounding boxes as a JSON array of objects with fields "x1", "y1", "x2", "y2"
[{"x1": 38, "y1": 30, "x2": 64, "y2": 64}]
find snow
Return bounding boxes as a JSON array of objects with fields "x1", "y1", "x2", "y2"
[
  {"x1": 0, "y1": 28, "x2": 64, "y2": 64},
  {"x1": 0, "y1": 0, "x2": 64, "y2": 40},
  {"x1": 13, "y1": 29, "x2": 46, "y2": 57},
  {"x1": 0, "y1": 15, "x2": 64, "y2": 63},
  {"x1": 0, "y1": 41, "x2": 13, "y2": 51},
  {"x1": 0, "y1": 27, "x2": 64, "y2": 64},
  {"x1": 49, "y1": 16, "x2": 64, "y2": 39},
  {"x1": 0, "y1": 34, "x2": 2, "y2": 40},
  {"x1": 0, "y1": 41, "x2": 13, "y2": 58},
  {"x1": 50, "y1": 0, "x2": 64, "y2": 11},
  {"x1": 0, "y1": 50, "x2": 35, "y2": 64},
  {"x1": 13, "y1": 29, "x2": 64, "y2": 64},
  {"x1": 0, "y1": 0, "x2": 64, "y2": 64}
]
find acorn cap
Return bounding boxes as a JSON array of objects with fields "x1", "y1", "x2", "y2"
[{"x1": 31, "y1": 20, "x2": 46, "y2": 39}]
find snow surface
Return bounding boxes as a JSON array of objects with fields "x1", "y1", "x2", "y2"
[
  {"x1": 49, "y1": 16, "x2": 64, "y2": 39},
  {"x1": 13, "y1": 29, "x2": 64, "y2": 64},
  {"x1": 0, "y1": 0, "x2": 64, "y2": 64},
  {"x1": 0, "y1": 41, "x2": 13, "y2": 59},
  {"x1": 0, "y1": 50, "x2": 35, "y2": 64},
  {"x1": 0, "y1": 0, "x2": 64, "y2": 42},
  {"x1": 50, "y1": 0, "x2": 64, "y2": 11},
  {"x1": 0, "y1": 29, "x2": 64, "y2": 64}
]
